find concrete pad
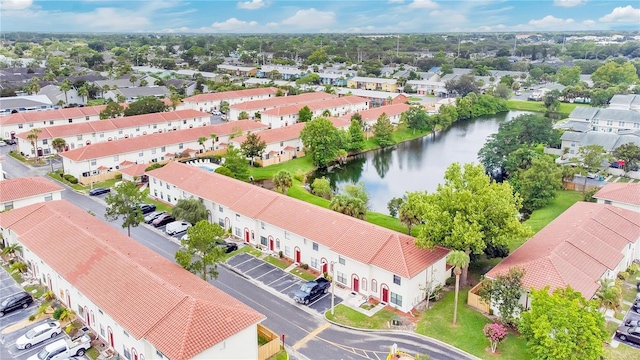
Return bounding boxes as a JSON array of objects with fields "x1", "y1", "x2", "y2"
[
  {"x1": 235, "y1": 257, "x2": 264, "y2": 273},
  {"x1": 245, "y1": 263, "x2": 275, "y2": 278}
]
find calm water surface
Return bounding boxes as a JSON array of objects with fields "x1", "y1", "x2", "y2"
[{"x1": 314, "y1": 111, "x2": 533, "y2": 214}]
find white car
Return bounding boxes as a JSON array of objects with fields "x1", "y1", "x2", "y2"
[
  {"x1": 165, "y1": 221, "x2": 191, "y2": 235},
  {"x1": 16, "y1": 321, "x2": 62, "y2": 349},
  {"x1": 0, "y1": 140, "x2": 7, "y2": 147}
]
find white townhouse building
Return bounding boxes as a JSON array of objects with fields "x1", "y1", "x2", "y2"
[
  {"x1": 608, "y1": 94, "x2": 640, "y2": 111},
  {"x1": 590, "y1": 108, "x2": 640, "y2": 133},
  {"x1": 228, "y1": 92, "x2": 336, "y2": 121},
  {"x1": 60, "y1": 120, "x2": 268, "y2": 182},
  {"x1": 594, "y1": 182, "x2": 640, "y2": 213},
  {"x1": 0, "y1": 95, "x2": 56, "y2": 117},
  {"x1": 560, "y1": 130, "x2": 640, "y2": 157},
  {"x1": 485, "y1": 202, "x2": 640, "y2": 316},
  {"x1": 260, "y1": 96, "x2": 370, "y2": 129},
  {"x1": 15, "y1": 110, "x2": 210, "y2": 157},
  {"x1": 339, "y1": 103, "x2": 411, "y2": 126},
  {"x1": 0, "y1": 200, "x2": 265, "y2": 360},
  {"x1": 0, "y1": 177, "x2": 63, "y2": 211},
  {"x1": 105, "y1": 86, "x2": 171, "y2": 103},
  {"x1": 0, "y1": 105, "x2": 106, "y2": 140},
  {"x1": 182, "y1": 87, "x2": 279, "y2": 113},
  {"x1": 147, "y1": 162, "x2": 451, "y2": 313},
  {"x1": 406, "y1": 80, "x2": 447, "y2": 96}
]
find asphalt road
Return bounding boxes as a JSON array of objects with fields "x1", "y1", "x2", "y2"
[{"x1": 1, "y1": 154, "x2": 477, "y2": 360}]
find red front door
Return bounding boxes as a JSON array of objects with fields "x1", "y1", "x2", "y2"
[
  {"x1": 295, "y1": 249, "x2": 301, "y2": 263},
  {"x1": 244, "y1": 230, "x2": 250, "y2": 243},
  {"x1": 322, "y1": 263, "x2": 328, "y2": 274},
  {"x1": 353, "y1": 278, "x2": 359, "y2": 293},
  {"x1": 269, "y1": 239, "x2": 274, "y2": 251},
  {"x1": 108, "y1": 330, "x2": 114, "y2": 347},
  {"x1": 382, "y1": 288, "x2": 389, "y2": 303}
]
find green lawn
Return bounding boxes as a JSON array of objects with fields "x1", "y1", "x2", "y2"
[
  {"x1": 522, "y1": 190, "x2": 582, "y2": 237},
  {"x1": 604, "y1": 343, "x2": 640, "y2": 360},
  {"x1": 325, "y1": 303, "x2": 397, "y2": 329},
  {"x1": 87, "y1": 99, "x2": 105, "y2": 106},
  {"x1": 264, "y1": 255, "x2": 290, "y2": 269},
  {"x1": 290, "y1": 267, "x2": 318, "y2": 281},
  {"x1": 221, "y1": 244, "x2": 262, "y2": 262},
  {"x1": 506, "y1": 100, "x2": 578, "y2": 117},
  {"x1": 622, "y1": 281, "x2": 638, "y2": 303},
  {"x1": 86, "y1": 347, "x2": 100, "y2": 360},
  {"x1": 415, "y1": 289, "x2": 531, "y2": 360},
  {"x1": 267, "y1": 349, "x2": 288, "y2": 360},
  {"x1": 8, "y1": 151, "x2": 27, "y2": 163},
  {"x1": 617, "y1": 177, "x2": 631, "y2": 183},
  {"x1": 143, "y1": 192, "x2": 173, "y2": 213},
  {"x1": 249, "y1": 157, "x2": 315, "y2": 181}
]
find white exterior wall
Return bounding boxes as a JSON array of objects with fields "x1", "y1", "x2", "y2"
[
  {"x1": 229, "y1": 138, "x2": 302, "y2": 160},
  {"x1": 185, "y1": 93, "x2": 275, "y2": 113},
  {"x1": 191, "y1": 326, "x2": 258, "y2": 360},
  {"x1": 0, "y1": 191, "x2": 62, "y2": 211},
  {"x1": 261, "y1": 100, "x2": 369, "y2": 129},
  {"x1": 1, "y1": 113, "x2": 102, "y2": 140},
  {"x1": 596, "y1": 198, "x2": 640, "y2": 213}
]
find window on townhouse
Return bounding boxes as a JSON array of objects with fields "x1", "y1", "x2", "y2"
[
  {"x1": 99, "y1": 133, "x2": 104, "y2": 138},
  {"x1": 362, "y1": 278, "x2": 367, "y2": 291},
  {"x1": 139, "y1": 152, "x2": 144, "y2": 157},
  {"x1": 29, "y1": 123, "x2": 34, "y2": 127},
  {"x1": 77, "y1": 135, "x2": 83, "y2": 140},
  {"x1": 235, "y1": 227, "x2": 241, "y2": 236},
  {"x1": 313, "y1": 242, "x2": 318, "y2": 251},
  {"x1": 634, "y1": 123, "x2": 640, "y2": 129},
  {"x1": 85, "y1": 116, "x2": 90, "y2": 121},
  {"x1": 100, "y1": 325, "x2": 105, "y2": 337},
  {"x1": 619, "y1": 121, "x2": 625, "y2": 127},
  {"x1": 393, "y1": 275, "x2": 401, "y2": 285},
  {"x1": 179, "y1": 143, "x2": 184, "y2": 149},
  {"x1": 166, "y1": 183, "x2": 170, "y2": 190},
  {"x1": 90, "y1": 159, "x2": 97, "y2": 166},
  {"x1": 151, "y1": 148, "x2": 156, "y2": 154},
  {"x1": 18, "y1": 124, "x2": 23, "y2": 129},
  {"x1": 119, "y1": 129, "x2": 123, "y2": 135},
  {"x1": 44, "y1": 194, "x2": 53, "y2": 201},
  {"x1": 153, "y1": 178, "x2": 157, "y2": 184},
  {"x1": 260, "y1": 236, "x2": 268, "y2": 246},
  {"x1": 310, "y1": 258, "x2": 318, "y2": 269},
  {"x1": 183, "y1": 120, "x2": 187, "y2": 124},
  {"x1": 276, "y1": 239, "x2": 280, "y2": 249},
  {"x1": 161, "y1": 146, "x2": 166, "y2": 152},
  {"x1": 114, "y1": 155, "x2": 119, "y2": 161},
  {"x1": 219, "y1": 205, "x2": 223, "y2": 212},
  {"x1": 280, "y1": 141, "x2": 284, "y2": 146},
  {"x1": 285, "y1": 246, "x2": 291, "y2": 257},
  {"x1": 4, "y1": 201, "x2": 14, "y2": 210},
  {"x1": 236, "y1": 214, "x2": 240, "y2": 220},
  {"x1": 123, "y1": 347, "x2": 131, "y2": 360},
  {"x1": 123, "y1": 330, "x2": 130, "y2": 337},
  {"x1": 261, "y1": 221, "x2": 265, "y2": 229},
  {"x1": 154, "y1": 189, "x2": 157, "y2": 197},
  {"x1": 336, "y1": 271, "x2": 346, "y2": 284},
  {"x1": 167, "y1": 195, "x2": 171, "y2": 202},
  {"x1": 49, "y1": 120, "x2": 54, "y2": 125},
  {"x1": 390, "y1": 292, "x2": 402, "y2": 307},
  {"x1": 284, "y1": 231, "x2": 290, "y2": 239},
  {"x1": 607, "y1": 120, "x2": 613, "y2": 126},
  {"x1": 42, "y1": 139, "x2": 48, "y2": 145},
  {"x1": 156, "y1": 350, "x2": 165, "y2": 358},
  {"x1": 604, "y1": 200, "x2": 612, "y2": 205},
  {"x1": 339, "y1": 256, "x2": 345, "y2": 265},
  {"x1": 218, "y1": 218, "x2": 225, "y2": 227},
  {"x1": 372, "y1": 280, "x2": 377, "y2": 292},
  {"x1": 136, "y1": 127, "x2": 140, "y2": 132}
]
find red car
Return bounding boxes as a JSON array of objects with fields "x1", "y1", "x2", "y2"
[{"x1": 152, "y1": 213, "x2": 175, "y2": 227}]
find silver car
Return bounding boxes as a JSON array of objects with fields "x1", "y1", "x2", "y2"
[{"x1": 16, "y1": 321, "x2": 62, "y2": 349}]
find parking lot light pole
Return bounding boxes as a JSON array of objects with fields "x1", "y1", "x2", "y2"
[{"x1": 331, "y1": 260, "x2": 336, "y2": 316}]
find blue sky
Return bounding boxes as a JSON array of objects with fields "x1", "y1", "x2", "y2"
[{"x1": 1, "y1": 0, "x2": 638, "y2": 33}]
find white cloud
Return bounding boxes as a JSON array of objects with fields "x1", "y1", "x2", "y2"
[
  {"x1": 599, "y1": 5, "x2": 640, "y2": 23},
  {"x1": 281, "y1": 8, "x2": 335, "y2": 29},
  {"x1": 408, "y1": 0, "x2": 439, "y2": 9},
  {"x1": 237, "y1": 0, "x2": 266, "y2": 10},
  {"x1": 211, "y1": 17, "x2": 258, "y2": 31},
  {"x1": 75, "y1": 8, "x2": 151, "y2": 31},
  {"x1": 0, "y1": 0, "x2": 33, "y2": 10},
  {"x1": 553, "y1": 0, "x2": 586, "y2": 7},
  {"x1": 528, "y1": 15, "x2": 575, "y2": 28}
]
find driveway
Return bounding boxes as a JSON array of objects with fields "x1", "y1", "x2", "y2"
[{"x1": 227, "y1": 252, "x2": 343, "y2": 314}]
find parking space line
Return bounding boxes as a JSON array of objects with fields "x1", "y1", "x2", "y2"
[
  {"x1": 266, "y1": 274, "x2": 288, "y2": 285},
  {"x1": 0, "y1": 284, "x2": 20, "y2": 292},
  {"x1": 242, "y1": 262, "x2": 266, "y2": 274},
  {"x1": 253, "y1": 268, "x2": 276, "y2": 280},
  {"x1": 279, "y1": 282, "x2": 300, "y2": 293},
  {"x1": 308, "y1": 292, "x2": 329, "y2": 307},
  {"x1": 228, "y1": 255, "x2": 254, "y2": 268}
]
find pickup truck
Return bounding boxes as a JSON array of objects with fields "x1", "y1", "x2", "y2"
[
  {"x1": 294, "y1": 278, "x2": 330, "y2": 305},
  {"x1": 28, "y1": 334, "x2": 91, "y2": 360}
]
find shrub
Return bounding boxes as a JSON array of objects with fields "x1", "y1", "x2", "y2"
[
  {"x1": 67, "y1": 176, "x2": 78, "y2": 184},
  {"x1": 63, "y1": 174, "x2": 73, "y2": 181},
  {"x1": 52, "y1": 307, "x2": 64, "y2": 320},
  {"x1": 445, "y1": 277, "x2": 455, "y2": 286},
  {"x1": 64, "y1": 323, "x2": 76, "y2": 334},
  {"x1": 617, "y1": 271, "x2": 630, "y2": 280},
  {"x1": 627, "y1": 263, "x2": 639, "y2": 275},
  {"x1": 115, "y1": 173, "x2": 122, "y2": 180},
  {"x1": 278, "y1": 250, "x2": 283, "y2": 258},
  {"x1": 28, "y1": 314, "x2": 36, "y2": 321},
  {"x1": 293, "y1": 169, "x2": 305, "y2": 183},
  {"x1": 301, "y1": 263, "x2": 309, "y2": 270}
]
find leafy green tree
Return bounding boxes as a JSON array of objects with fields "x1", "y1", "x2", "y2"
[
  {"x1": 591, "y1": 61, "x2": 639, "y2": 87},
  {"x1": 350, "y1": 113, "x2": 362, "y2": 126},
  {"x1": 510, "y1": 155, "x2": 563, "y2": 213},
  {"x1": 238, "y1": 111, "x2": 249, "y2": 120},
  {"x1": 543, "y1": 90, "x2": 561, "y2": 113},
  {"x1": 343, "y1": 182, "x2": 369, "y2": 209},
  {"x1": 307, "y1": 48, "x2": 329, "y2": 64},
  {"x1": 493, "y1": 84, "x2": 511, "y2": 99},
  {"x1": 100, "y1": 101, "x2": 124, "y2": 119},
  {"x1": 296, "y1": 74, "x2": 321, "y2": 86},
  {"x1": 519, "y1": 286, "x2": 607, "y2": 360},
  {"x1": 479, "y1": 267, "x2": 525, "y2": 327},
  {"x1": 556, "y1": 66, "x2": 581, "y2": 86},
  {"x1": 577, "y1": 145, "x2": 612, "y2": 193},
  {"x1": 197, "y1": 136, "x2": 207, "y2": 153},
  {"x1": 123, "y1": 96, "x2": 167, "y2": 116},
  {"x1": 399, "y1": 192, "x2": 423, "y2": 236},
  {"x1": 402, "y1": 106, "x2": 433, "y2": 133},
  {"x1": 300, "y1": 117, "x2": 342, "y2": 168},
  {"x1": 175, "y1": 220, "x2": 227, "y2": 281},
  {"x1": 240, "y1": 133, "x2": 266, "y2": 165},
  {"x1": 311, "y1": 177, "x2": 332, "y2": 199},
  {"x1": 322, "y1": 109, "x2": 332, "y2": 117},
  {"x1": 273, "y1": 170, "x2": 293, "y2": 195},
  {"x1": 437, "y1": 104, "x2": 457, "y2": 130},
  {"x1": 223, "y1": 144, "x2": 250, "y2": 181},
  {"x1": 613, "y1": 142, "x2": 640, "y2": 173},
  {"x1": 373, "y1": 113, "x2": 395, "y2": 148},
  {"x1": 172, "y1": 197, "x2": 209, "y2": 224},
  {"x1": 347, "y1": 120, "x2": 365, "y2": 152},
  {"x1": 169, "y1": 93, "x2": 181, "y2": 110},
  {"x1": 416, "y1": 163, "x2": 532, "y2": 286},
  {"x1": 595, "y1": 279, "x2": 622, "y2": 316},
  {"x1": 104, "y1": 181, "x2": 146, "y2": 236},
  {"x1": 298, "y1": 106, "x2": 313, "y2": 123},
  {"x1": 26, "y1": 128, "x2": 41, "y2": 161},
  {"x1": 329, "y1": 194, "x2": 366, "y2": 220},
  {"x1": 387, "y1": 196, "x2": 405, "y2": 218},
  {"x1": 447, "y1": 250, "x2": 470, "y2": 325},
  {"x1": 1, "y1": 243, "x2": 22, "y2": 259},
  {"x1": 51, "y1": 137, "x2": 67, "y2": 172},
  {"x1": 214, "y1": 166, "x2": 234, "y2": 177},
  {"x1": 219, "y1": 101, "x2": 230, "y2": 114},
  {"x1": 77, "y1": 83, "x2": 89, "y2": 104}
]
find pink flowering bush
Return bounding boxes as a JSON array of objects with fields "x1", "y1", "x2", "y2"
[{"x1": 483, "y1": 323, "x2": 508, "y2": 353}]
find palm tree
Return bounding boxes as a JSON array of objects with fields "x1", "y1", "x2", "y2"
[
  {"x1": 101, "y1": 84, "x2": 111, "y2": 99},
  {"x1": 595, "y1": 279, "x2": 622, "y2": 316},
  {"x1": 210, "y1": 133, "x2": 217, "y2": 150},
  {"x1": 197, "y1": 136, "x2": 207, "y2": 153},
  {"x1": 27, "y1": 128, "x2": 42, "y2": 161},
  {"x1": 139, "y1": 79, "x2": 148, "y2": 87},
  {"x1": 129, "y1": 75, "x2": 137, "y2": 87},
  {"x1": 77, "y1": 84, "x2": 89, "y2": 104},
  {"x1": 1, "y1": 243, "x2": 22, "y2": 259},
  {"x1": 329, "y1": 194, "x2": 366, "y2": 220},
  {"x1": 10, "y1": 261, "x2": 28, "y2": 275},
  {"x1": 447, "y1": 250, "x2": 470, "y2": 325},
  {"x1": 59, "y1": 79, "x2": 72, "y2": 105},
  {"x1": 273, "y1": 170, "x2": 293, "y2": 195},
  {"x1": 52, "y1": 137, "x2": 67, "y2": 173},
  {"x1": 28, "y1": 77, "x2": 41, "y2": 95},
  {"x1": 170, "y1": 93, "x2": 181, "y2": 111}
]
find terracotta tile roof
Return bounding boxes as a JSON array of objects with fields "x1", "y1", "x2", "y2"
[
  {"x1": 261, "y1": 96, "x2": 369, "y2": 117},
  {"x1": 60, "y1": 120, "x2": 267, "y2": 162},
  {"x1": 339, "y1": 103, "x2": 411, "y2": 122},
  {"x1": 119, "y1": 163, "x2": 148, "y2": 177},
  {"x1": 0, "y1": 177, "x2": 63, "y2": 202},
  {"x1": 0, "y1": 105, "x2": 107, "y2": 125},
  {"x1": 0, "y1": 201, "x2": 264, "y2": 360},
  {"x1": 97, "y1": 166, "x2": 109, "y2": 171},
  {"x1": 594, "y1": 183, "x2": 640, "y2": 207},
  {"x1": 230, "y1": 92, "x2": 336, "y2": 111},
  {"x1": 231, "y1": 117, "x2": 350, "y2": 145},
  {"x1": 486, "y1": 202, "x2": 640, "y2": 298},
  {"x1": 147, "y1": 162, "x2": 450, "y2": 278},
  {"x1": 120, "y1": 160, "x2": 135, "y2": 166},
  {"x1": 15, "y1": 110, "x2": 209, "y2": 140},
  {"x1": 183, "y1": 87, "x2": 278, "y2": 103}
]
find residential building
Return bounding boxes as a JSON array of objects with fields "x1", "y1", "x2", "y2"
[
  {"x1": 230, "y1": 117, "x2": 350, "y2": 166},
  {"x1": 317, "y1": 73, "x2": 350, "y2": 86},
  {"x1": 484, "y1": 202, "x2": 640, "y2": 315},
  {"x1": 608, "y1": 94, "x2": 640, "y2": 111},
  {"x1": 228, "y1": 92, "x2": 337, "y2": 121},
  {"x1": 0, "y1": 200, "x2": 265, "y2": 360},
  {"x1": 165, "y1": 79, "x2": 198, "y2": 96},
  {"x1": 93, "y1": 78, "x2": 142, "y2": 90},
  {"x1": 217, "y1": 65, "x2": 257, "y2": 77},
  {"x1": 243, "y1": 78, "x2": 293, "y2": 88},
  {"x1": 0, "y1": 105, "x2": 106, "y2": 140},
  {"x1": 340, "y1": 103, "x2": 411, "y2": 126},
  {"x1": 257, "y1": 66, "x2": 307, "y2": 80},
  {"x1": 260, "y1": 96, "x2": 370, "y2": 129},
  {"x1": 15, "y1": 109, "x2": 210, "y2": 157},
  {"x1": 0, "y1": 177, "x2": 63, "y2": 211},
  {"x1": 38, "y1": 85, "x2": 83, "y2": 106},
  {"x1": 0, "y1": 95, "x2": 56, "y2": 117},
  {"x1": 183, "y1": 87, "x2": 279, "y2": 113},
  {"x1": 347, "y1": 77, "x2": 398, "y2": 93},
  {"x1": 558, "y1": 103, "x2": 640, "y2": 134},
  {"x1": 406, "y1": 80, "x2": 447, "y2": 96},
  {"x1": 594, "y1": 183, "x2": 640, "y2": 213},
  {"x1": 560, "y1": 130, "x2": 640, "y2": 157},
  {"x1": 335, "y1": 88, "x2": 409, "y2": 108},
  {"x1": 591, "y1": 108, "x2": 640, "y2": 133},
  {"x1": 60, "y1": 120, "x2": 268, "y2": 182},
  {"x1": 147, "y1": 162, "x2": 451, "y2": 313},
  {"x1": 105, "y1": 86, "x2": 170, "y2": 103}
]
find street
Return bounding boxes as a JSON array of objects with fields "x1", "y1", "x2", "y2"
[{"x1": 0, "y1": 153, "x2": 477, "y2": 360}]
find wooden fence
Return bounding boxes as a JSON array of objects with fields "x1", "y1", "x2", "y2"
[
  {"x1": 257, "y1": 324, "x2": 280, "y2": 360},
  {"x1": 79, "y1": 172, "x2": 118, "y2": 186},
  {"x1": 467, "y1": 282, "x2": 491, "y2": 314}
]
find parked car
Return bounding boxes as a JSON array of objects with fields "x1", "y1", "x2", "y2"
[
  {"x1": 144, "y1": 211, "x2": 166, "y2": 224},
  {"x1": 28, "y1": 334, "x2": 91, "y2": 360},
  {"x1": 624, "y1": 318, "x2": 640, "y2": 327},
  {"x1": 5, "y1": 139, "x2": 16, "y2": 145},
  {"x1": 630, "y1": 300, "x2": 640, "y2": 314},
  {"x1": 152, "y1": 213, "x2": 175, "y2": 228},
  {"x1": 88, "y1": 188, "x2": 110, "y2": 196},
  {"x1": 216, "y1": 240, "x2": 238, "y2": 253},
  {"x1": 0, "y1": 140, "x2": 7, "y2": 147},
  {"x1": 294, "y1": 278, "x2": 331, "y2": 305},
  {"x1": 165, "y1": 221, "x2": 191, "y2": 235},
  {"x1": 616, "y1": 326, "x2": 640, "y2": 345},
  {"x1": 0, "y1": 291, "x2": 33, "y2": 317},
  {"x1": 131, "y1": 203, "x2": 156, "y2": 215},
  {"x1": 16, "y1": 321, "x2": 62, "y2": 349}
]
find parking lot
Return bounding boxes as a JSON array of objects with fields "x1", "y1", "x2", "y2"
[
  {"x1": 615, "y1": 282, "x2": 640, "y2": 350},
  {"x1": 227, "y1": 252, "x2": 343, "y2": 314}
]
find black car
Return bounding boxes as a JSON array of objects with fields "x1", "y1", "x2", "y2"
[
  {"x1": 144, "y1": 211, "x2": 166, "y2": 224},
  {"x1": 132, "y1": 203, "x2": 156, "y2": 215},
  {"x1": 631, "y1": 300, "x2": 640, "y2": 314},
  {"x1": 5, "y1": 139, "x2": 16, "y2": 145},
  {"x1": 152, "y1": 213, "x2": 175, "y2": 227},
  {"x1": 88, "y1": 188, "x2": 110, "y2": 196},
  {"x1": 0, "y1": 291, "x2": 33, "y2": 317},
  {"x1": 616, "y1": 326, "x2": 640, "y2": 345},
  {"x1": 625, "y1": 318, "x2": 640, "y2": 327},
  {"x1": 215, "y1": 241, "x2": 238, "y2": 254}
]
